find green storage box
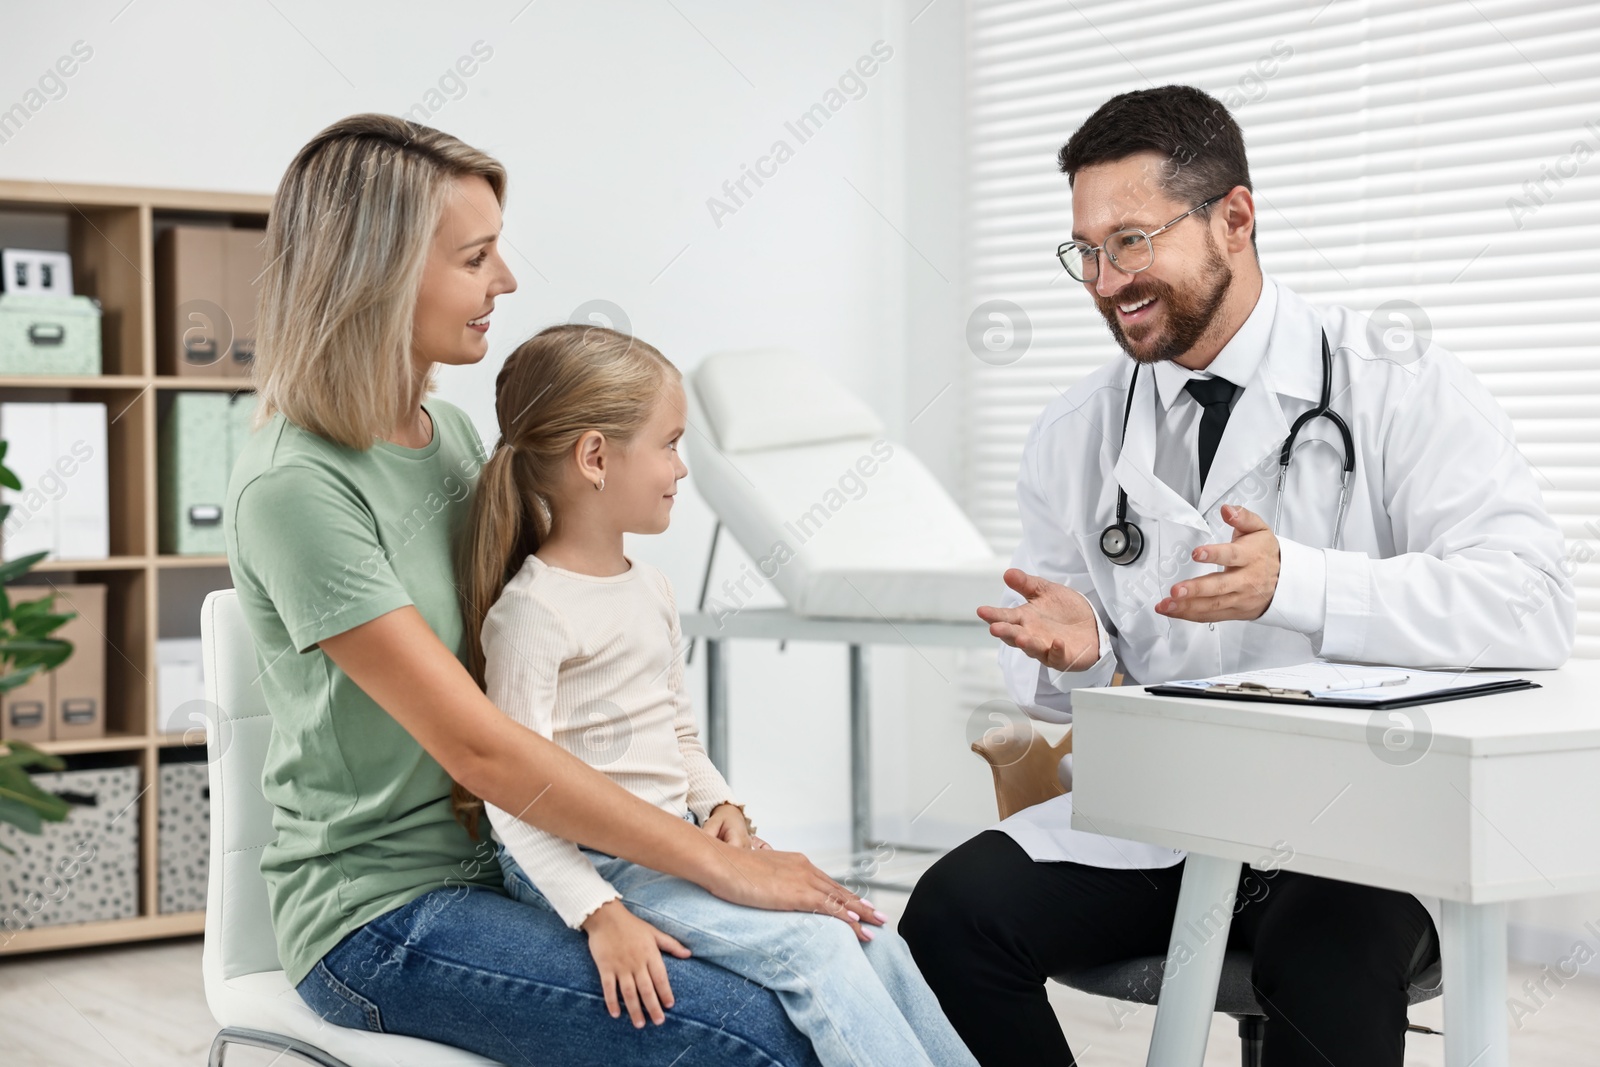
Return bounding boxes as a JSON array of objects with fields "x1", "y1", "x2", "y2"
[
  {"x1": 159, "y1": 392, "x2": 257, "y2": 555},
  {"x1": 0, "y1": 293, "x2": 102, "y2": 377}
]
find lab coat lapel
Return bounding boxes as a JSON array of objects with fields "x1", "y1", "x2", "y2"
[
  {"x1": 1196, "y1": 284, "x2": 1322, "y2": 516},
  {"x1": 1196, "y1": 367, "x2": 1289, "y2": 516},
  {"x1": 1112, "y1": 367, "x2": 1210, "y2": 533}
]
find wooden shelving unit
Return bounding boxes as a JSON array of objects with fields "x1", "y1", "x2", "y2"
[{"x1": 0, "y1": 178, "x2": 271, "y2": 956}]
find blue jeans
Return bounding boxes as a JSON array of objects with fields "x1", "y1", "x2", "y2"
[
  {"x1": 498, "y1": 844, "x2": 979, "y2": 1067},
  {"x1": 295, "y1": 881, "x2": 824, "y2": 1067}
]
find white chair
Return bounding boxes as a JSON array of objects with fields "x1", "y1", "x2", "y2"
[
  {"x1": 201, "y1": 589, "x2": 501, "y2": 1067},
  {"x1": 685, "y1": 348, "x2": 1008, "y2": 621}
]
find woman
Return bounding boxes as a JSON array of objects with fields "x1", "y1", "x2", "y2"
[{"x1": 224, "y1": 113, "x2": 878, "y2": 1066}]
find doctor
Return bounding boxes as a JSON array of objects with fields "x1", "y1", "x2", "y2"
[{"x1": 901, "y1": 85, "x2": 1576, "y2": 1067}]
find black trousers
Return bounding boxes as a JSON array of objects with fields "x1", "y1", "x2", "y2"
[{"x1": 901, "y1": 830, "x2": 1439, "y2": 1067}]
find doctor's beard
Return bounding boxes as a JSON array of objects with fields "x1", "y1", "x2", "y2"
[{"x1": 1094, "y1": 240, "x2": 1233, "y2": 365}]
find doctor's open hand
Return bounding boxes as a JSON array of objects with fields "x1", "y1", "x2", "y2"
[
  {"x1": 978, "y1": 568, "x2": 1104, "y2": 672},
  {"x1": 1157, "y1": 504, "x2": 1281, "y2": 623}
]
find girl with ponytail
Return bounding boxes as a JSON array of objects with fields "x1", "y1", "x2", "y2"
[{"x1": 457, "y1": 324, "x2": 978, "y2": 1067}]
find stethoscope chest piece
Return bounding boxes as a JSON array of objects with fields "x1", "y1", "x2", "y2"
[{"x1": 1100, "y1": 520, "x2": 1143, "y2": 566}]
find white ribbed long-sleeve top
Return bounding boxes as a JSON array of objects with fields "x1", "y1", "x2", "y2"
[{"x1": 480, "y1": 552, "x2": 738, "y2": 928}]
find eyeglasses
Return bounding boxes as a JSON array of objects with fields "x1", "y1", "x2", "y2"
[{"x1": 1056, "y1": 194, "x2": 1226, "y2": 283}]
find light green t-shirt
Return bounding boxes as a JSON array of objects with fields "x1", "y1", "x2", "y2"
[{"x1": 225, "y1": 399, "x2": 505, "y2": 987}]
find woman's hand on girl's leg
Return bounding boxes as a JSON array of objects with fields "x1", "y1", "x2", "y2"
[
  {"x1": 703, "y1": 844, "x2": 886, "y2": 943},
  {"x1": 581, "y1": 899, "x2": 691, "y2": 1028}
]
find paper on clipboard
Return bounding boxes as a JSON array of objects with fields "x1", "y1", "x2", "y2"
[{"x1": 1160, "y1": 661, "x2": 1525, "y2": 703}]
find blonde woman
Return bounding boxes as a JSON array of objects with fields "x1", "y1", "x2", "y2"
[{"x1": 225, "y1": 114, "x2": 876, "y2": 1065}]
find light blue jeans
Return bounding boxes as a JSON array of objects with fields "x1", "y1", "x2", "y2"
[{"x1": 497, "y1": 843, "x2": 979, "y2": 1067}]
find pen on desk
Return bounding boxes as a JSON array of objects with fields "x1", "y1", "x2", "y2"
[{"x1": 1319, "y1": 674, "x2": 1410, "y2": 692}]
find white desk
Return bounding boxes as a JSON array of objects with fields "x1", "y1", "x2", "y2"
[
  {"x1": 678, "y1": 608, "x2": 996, "y2": 858},
  {"x1": 1070, "y1": 662, "x2": 1600, "y2": 1067}
]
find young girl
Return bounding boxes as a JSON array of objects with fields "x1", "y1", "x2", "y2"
[{"x1": 457, "y1": 324, "x2": 978, "y2": 1067}]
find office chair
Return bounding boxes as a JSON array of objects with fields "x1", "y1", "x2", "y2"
[{"x1": 201, "y1": 589, "x2": 501, "y2": 1066}]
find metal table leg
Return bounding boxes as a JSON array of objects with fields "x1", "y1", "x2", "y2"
[
  {"x1": 705, "y1": 637, "x2": 728, "y2": 778},
  {"x1": 850, "y1": 643, "x2": 870, "y2": 858},
  {"x1": 1145, "y1": 853, "x2": 1241, "y2": 1067},
  {"x1": 1442, "y1": 900, "x2": 1509, "y2": 1067}
]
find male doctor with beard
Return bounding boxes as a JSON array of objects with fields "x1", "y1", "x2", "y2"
[{"x1": 900, "y1": 85, "x2": 1576, "y2": 1067}]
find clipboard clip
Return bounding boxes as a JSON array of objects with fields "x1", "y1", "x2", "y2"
[{"x1": 1206, "y1": 681, "x2": 1315, "y2": 700}]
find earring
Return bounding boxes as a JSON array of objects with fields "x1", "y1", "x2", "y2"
[{"x1": 595, "y1": 478, "x2": 604, "y2": 491}]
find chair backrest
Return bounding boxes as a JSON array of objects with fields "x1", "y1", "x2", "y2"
[
  {"x1": 201, "y1": 588, "x2": 285, "y2": 991},
  {"x1": 970, "y1": 723, "x2": 1072, "y2": 820},
  {"x1": 686, "y1": 349, "x2": 1004, "y2": 615}
]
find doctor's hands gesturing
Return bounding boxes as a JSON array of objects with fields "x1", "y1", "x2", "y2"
[
  {"x1": 1157, "y1": 504, "x2": 1281, "y2": 623},
  {"x1": 978, "y1": 568, "x2": 1105, "y2": 672}
]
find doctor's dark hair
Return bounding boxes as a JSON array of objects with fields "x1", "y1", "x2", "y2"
[
  {"x1": 449, "y1": 324, "x2": 678, "y2": 838},
  {"x1": 1058, "y1": 85, "x2": 1256, "y2": 250}
]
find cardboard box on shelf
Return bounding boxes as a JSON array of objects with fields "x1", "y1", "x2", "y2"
[
  {"x1": 156, "y1": 637, "x2": 205, "y2": 735},
  {"x1": 0, "y1": 666, "x2": 51, "y2": 743},
  {"x1": 159, "y1": 392, "x2": 257, "y2": 555},
  {"x1": 0, "y1": 585, "x2": 106, "y2": 742},
  {"x1": 156, "y1": 226, "x2": 265, "y2": 379},
  {"x1": 47, "y1": 584, "x2": 106, "y2": 742},
  {"x1": 0, "y1": 401, "x2": 109, "y2": 562},
  {"x1": 223, "y1": 229, "x2": 263, "y2": 380}
]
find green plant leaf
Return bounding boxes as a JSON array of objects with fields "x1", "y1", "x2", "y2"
[
  {"x1": 14, "y1": 612, "x2": 75, "y2": 640},
  {"x1": 0, "y1": 740, "x2": 66, "y2": 773},
  {"x1": 0, "y1": 467, "x2": 20, "y2": 492},
  {"x1": 0, "y1": 638, "x2": 75, "y2": 655},
  {"x1": 0, "y1": 795, "x2": 45, "y2": 835},
  {"x1": 0, "y1": 544, "x2": 79, "y2": 845},
  {"x1": 0, "y1": 663, "x2": 43, "y2": 692},
  {"x1": 0, "y1": 782, "x2": 70, "y2": 823},
  {"x1": 0, "y1": 551, "x2": 51, "y2": 586},
  {"x1": 11, "y1": 595, "x2": 57, "y2": 618}
]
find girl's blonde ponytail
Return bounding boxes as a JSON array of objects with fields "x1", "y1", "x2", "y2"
[{"x1": 451, "y1": 324, "x2": 678, "y2": 839}]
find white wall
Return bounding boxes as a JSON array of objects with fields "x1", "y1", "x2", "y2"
[
  {"x1": 30, "y1": 6, "x2": 1590, "y2": 978},
  {"x1": 0, "y1": 0, "x2": 974, "y2": 853}
]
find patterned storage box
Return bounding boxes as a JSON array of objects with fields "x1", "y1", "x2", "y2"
[
  {"x1": 0, "y1": 293, "x2": 102, "y2": 377},
  {"x1": 158, "y1": 391, "x2": 258, "y2": 555},
  {"x1": 0, "y1": 764, "x2": 140, "y2": 929},
  {"x1": 157, "y1": 761, "x2": 210, "y2": 914}
]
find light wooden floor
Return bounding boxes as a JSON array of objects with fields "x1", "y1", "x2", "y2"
[{"x1": 2, "y1": 891, "x2": 1597, "y2": 1065}]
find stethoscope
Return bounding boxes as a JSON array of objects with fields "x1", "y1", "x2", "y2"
[{"x1": 1099, "y1": 330, "x2": 1355, "y2": 566}]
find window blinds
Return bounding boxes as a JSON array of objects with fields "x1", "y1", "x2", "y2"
[{"x1": 960, "y1": 0, "x2": 1600, "y2": 671}]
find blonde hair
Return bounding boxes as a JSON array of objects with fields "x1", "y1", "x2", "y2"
[
  {"x1": 254, "y1": 113, "x2": 507, "y2": 449},
  {"x1": 451, "y1": 324, "x2": 679, "y2": 836}
]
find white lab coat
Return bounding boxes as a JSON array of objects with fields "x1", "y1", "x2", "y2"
[{"x1": 995, "y1": 278, "x2": 1576, "y2": 884}]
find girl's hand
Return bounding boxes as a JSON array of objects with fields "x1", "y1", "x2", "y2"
[
  {"x1": 581, "y1": 899, "x2": 691, "y2": 1027},
  {"x1": 702, "y1": 803, "x2": 755, "y2": 849},
  {"x1": 703, "y1": 843, "x2": 887, "y2": 943}
]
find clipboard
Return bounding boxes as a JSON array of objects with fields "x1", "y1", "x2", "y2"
[{"x1": 1145, "y1": 676, "x2": 1539, "y2": 710}]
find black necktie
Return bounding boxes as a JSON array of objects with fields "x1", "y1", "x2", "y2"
[{"x1": 1184, "y1": 376, "x2": 1238, "y2": 488}]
